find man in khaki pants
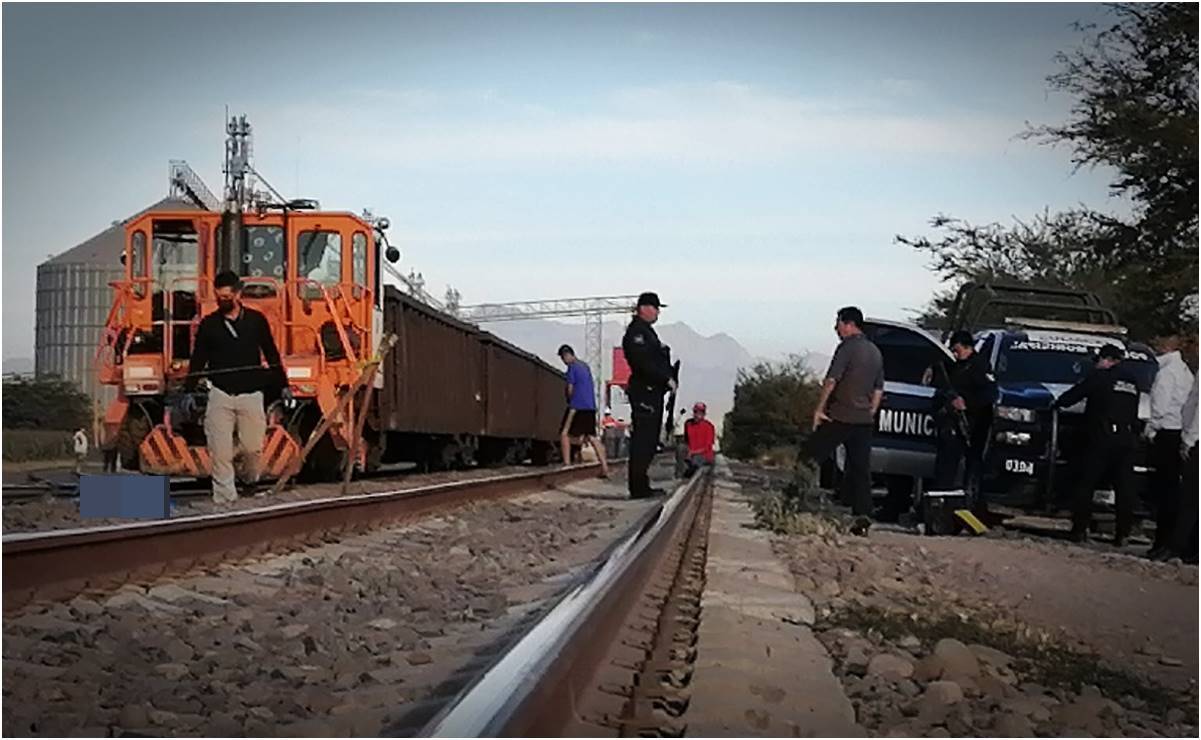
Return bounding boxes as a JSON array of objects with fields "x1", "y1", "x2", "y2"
[{"x1": 186, "y1": 271, "x2": 289, "y2": 503}]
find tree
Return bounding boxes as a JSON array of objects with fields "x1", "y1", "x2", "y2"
[
  {"x1": 898, "y1": 3, "x2": 1198, "y2": 338},
  {"x1": 721, "y1": 356, "x2": 822, "y2": 461},
  {"x1": 2, "y1": 376, "x2": 93, "y2": 430},
  {"x1": 1029, "y1": 3, "x2": 1197, "y2": 251}
]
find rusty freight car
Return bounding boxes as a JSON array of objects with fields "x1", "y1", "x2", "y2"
[{"x1": 377, "y1": 287, "x2": 564, "y2": 470}]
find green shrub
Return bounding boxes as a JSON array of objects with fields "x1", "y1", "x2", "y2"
[
  {"x1": 2, "y1": 376, "x2": 92, "y2": 430},
  {"x1": 722, "y1": 355, "x2": 821, "y2": 461},
  {"x1": 3, "y1": 429, "x2": 74, "y2": 462}
]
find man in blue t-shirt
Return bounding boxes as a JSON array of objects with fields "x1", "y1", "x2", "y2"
[{"x1": 558, "y1": 344, "x2": 609, "y2": 478}]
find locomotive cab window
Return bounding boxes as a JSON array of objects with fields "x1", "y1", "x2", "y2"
[
  {"x1": 352, "y1": 232, "x2": 367, "y2": 298},
  {"x1": 240, "y1": 225, "x2": 285, "y2": 297},
  {"x1": 298, "y1": 230, "x2": 342, "y2": 298},
  {"x1": 151, "y1": 219, "x2": 201, "y2": 360},
  {"x1": 130, "y1": 230, "x2": 147, "y2": 298}
]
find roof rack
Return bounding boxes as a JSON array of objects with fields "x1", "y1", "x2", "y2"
[
  {"x1": 944, "y1": 282, "x2": 1118, "y2": 339},
  {"x1": 1003, "y1": 317, "x2": 1128, "y2": 336}
]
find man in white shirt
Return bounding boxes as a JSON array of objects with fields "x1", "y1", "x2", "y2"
[
  {"x1": 1144, "y1": 337, "x2": 1195, "y2": 559},
  {"x1": 72, "y1": 428, "x2": 89, "y2": 475},
  {"x1": 1165, "y1": 375, "x2": 1198, "y2": 563}
]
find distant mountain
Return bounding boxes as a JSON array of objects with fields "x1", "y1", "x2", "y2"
[
  {"x1": 485, "y1": 319, "x2": 755, "y2": 433},
  {"x1": 2, "y1": 357, "x2": 33, "y2": 375}
]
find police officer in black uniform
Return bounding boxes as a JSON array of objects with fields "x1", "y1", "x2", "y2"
[
  {"x1": 622, "y1": 292, "x2": 675, "y2": 499},
  {"x1": 1052, "y1": 343, "x2": 1141, "y2": 545},
  {"x1": 932, "y1": 330, "x2": 996, "y2": 493}
]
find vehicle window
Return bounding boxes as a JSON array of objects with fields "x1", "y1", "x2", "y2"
[
  {"x1": 864, "y1": 325, "x2": 946, "y2": 385},
  {"x1": 993, "y1": 335, "x2": 1157, "y2": 386},
  {"x1": 298, "y1": 231, "x2": 342, "y2": 288},
  {"x1": 131, "y1": 230, "x2": 147, "y2": 298},
  {"x1": 241, "y1": 226, "x2": 286, "y2": 280},
  {"x1": 976, "y1": 333, "x2": 995, "y2": 360},
  {"x1": 152, "y1": 220, "x2": 199, "y2": 294},
  {"x1": 352, "y1": 232, "x2": 367, "y2": 287}
]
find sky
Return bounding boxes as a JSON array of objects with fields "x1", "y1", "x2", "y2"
[{"x1": 2, "y1": 2, "x2": 1127, "y2": 362}]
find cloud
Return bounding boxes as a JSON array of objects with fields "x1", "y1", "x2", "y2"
[{"x1": 252, "y1": 82, "x2": 1017, "y2": 170}]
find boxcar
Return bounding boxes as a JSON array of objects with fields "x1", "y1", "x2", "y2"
[{"x1": 377, "y1": 287, "x2": 564, "y2": 468}]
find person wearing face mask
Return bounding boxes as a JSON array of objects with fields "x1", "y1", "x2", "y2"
[{"x1": 186, "y1": 271, "x2": 289, "y2": 503}]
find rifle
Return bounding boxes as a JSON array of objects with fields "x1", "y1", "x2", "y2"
[
  {"x1": 662, "y1": 360, "x2": 681, "y2": 445},
  {"x1": 933, "y1": 361, "x2": 971, "y2": 441}
]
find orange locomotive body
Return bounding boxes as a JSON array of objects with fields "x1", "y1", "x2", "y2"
[
  {"x1": 98, "y1": 207, "x2": 385, "y2": 480},
  {"x1": 97, "y1": 114, "x2": 568, "y2": 483}
]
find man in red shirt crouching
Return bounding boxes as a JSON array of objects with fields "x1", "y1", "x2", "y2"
[{"x1": 683, "y1": 402, "x2": 717, "y2": 476}]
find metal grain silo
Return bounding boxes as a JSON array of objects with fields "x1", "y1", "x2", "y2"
[{"x1": 34, "y1": 197, "x2": 199, "y2": 418}]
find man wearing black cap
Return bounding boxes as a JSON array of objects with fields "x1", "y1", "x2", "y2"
[
  {"x1": 622, "y1": 292, "x2": 676, "y2": 499},
  {"x1": 1052, "y1": 343, "x2": 1141, "y2": 544}
]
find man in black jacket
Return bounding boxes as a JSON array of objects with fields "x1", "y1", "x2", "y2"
[
  {"x1": 1052, "y1": 343, "x2": 1140, "y2": 544},
  {"x1": 932, "y1": 330, "x2": 996, "y2": 492},
  {"x1": 621, "y1": 292, "x2": 676, "y2": 499},
  {"x1": 187, "y1": 271, "x2": 289, "y2": 503}
]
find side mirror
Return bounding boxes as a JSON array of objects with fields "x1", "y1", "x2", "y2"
[
  {"x1": 119, "y1": 253, "x2": 127, "y2": 266},
  {"x1": 385, "y1": 246, "x2": 401, "y2": 264}
]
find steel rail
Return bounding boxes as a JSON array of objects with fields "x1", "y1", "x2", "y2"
[
  {"x1": 2, "y1": 462, "x2": 618, "y2": 610},
  {"x1": 421, "y1": 467, "x2": 711, "y2": 737}
]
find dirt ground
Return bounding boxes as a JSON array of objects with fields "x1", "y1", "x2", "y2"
[{"x1": 733, "y1": 464, "x2": 1199, "y2": 737}]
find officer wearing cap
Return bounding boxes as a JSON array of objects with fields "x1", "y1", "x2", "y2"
[
  {"x1": 1052, "y1": 343, "x2": 1141, "y2": 545},
  {"x1": 622, "y1": 292, "x2": 676, "y2": 499}
]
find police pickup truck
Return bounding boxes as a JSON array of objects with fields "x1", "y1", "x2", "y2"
[{"x1": 856, "y1": 285, "x2": 1158, "y2": 516}]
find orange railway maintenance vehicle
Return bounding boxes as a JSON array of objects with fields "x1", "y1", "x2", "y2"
[
  {"x1": 97, "y1": 116, "x2": 391, "y2": 481},
  {"x1": 97, "y1": 115, "x2": 566, "y2": 482}
]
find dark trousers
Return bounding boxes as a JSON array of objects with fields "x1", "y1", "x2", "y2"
[
  {"x1": 1170, "y1": 445, "x2": 1198, "y2": 559},
  {"x1": 1151, "y1": 430, "x2": 1184, "y2": 549},
  {"x1": 933, "y1": 417, "x2": 989, "y2": 492},
  {"x1": 801, "y1": 421, "x2": 873, "y2": 516},
  {"x1": 1071, "y1": 430, "x2": 1136, "y2": 538},
  {"x1": 628, "y1": 392, "x2": 664, "y2": 496},
  {"x1": 102, "y1": 449, "x2": 119, "y2": 473}
]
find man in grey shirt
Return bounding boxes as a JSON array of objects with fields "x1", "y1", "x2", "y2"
[{"x1": 800, "y1": 306, "x2": 884, "y2": 519}]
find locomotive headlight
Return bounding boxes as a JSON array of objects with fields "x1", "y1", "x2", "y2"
[
  {"x1": 995, "y1": 406, "x2": 1037, "y2": 424},
  {"x1": 124, "y1": 365, "x2": 155, "y2": 380}
]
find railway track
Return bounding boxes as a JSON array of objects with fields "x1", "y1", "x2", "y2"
[
  {"x1": 2, "y1": 462, "x2": 617, "y2": 611},
  {"x1": 421, "y1": 466, "x2": 714, "y2": 737}
]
